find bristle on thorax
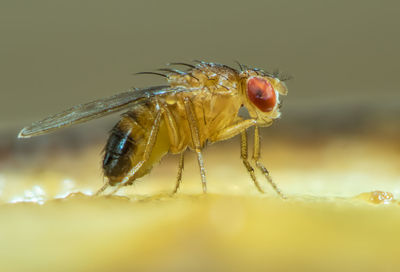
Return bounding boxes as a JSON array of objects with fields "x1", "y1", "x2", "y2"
[{"x1": 167, "y1": 62, "x2": 241, "y2": 94}]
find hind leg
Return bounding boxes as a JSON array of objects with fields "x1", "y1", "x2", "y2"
[
  {"x1": 160, "y1": 103, "x2": 185, "y2": 194},
  {"x1": 172, "y1": 152, "x2": 185, "y2": 194},
  {"x1": 96, "y1": 108, "x2": 162, "y2": 196},
  {"x1": 94, "y1": 178, "x2": 110, "y2": 196},
  {"x1": 109, "y1": 109, "x2": 162, "y2": 195}
]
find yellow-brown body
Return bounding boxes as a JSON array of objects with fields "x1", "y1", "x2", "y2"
[
  {"x1": 18, "y1": 60, "x2": 288, "y2": 195},
  {"x1": 103, "y1": 64, "x2": 243, "y2": 185},
  {"x1": 103, "y1": 62, "x2": 287, "y2": 188}
]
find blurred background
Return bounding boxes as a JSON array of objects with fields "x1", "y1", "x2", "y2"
[
  {"x1": 1, "y1": 0, "x2": 399, "y2": 131},
  {"x1": 0, "y1": 0, "x2": 399, "y2": 271}
]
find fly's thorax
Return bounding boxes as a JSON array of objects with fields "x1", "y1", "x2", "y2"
[
  {"x1": 167, "y1": 64, "x2": 241, "y2": 94},
  {"x1": 239, "y1": 70, "x2": 288, "y2": 127},
  {"x1": 158, "y1": 87, "x2": 243, "y2": 151}
]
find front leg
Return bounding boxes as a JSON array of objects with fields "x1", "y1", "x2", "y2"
[
  {"x1": 209, "y1": 118, "x2": 256, "y2": 142},
  {"x1": 210, "y1": 119, "x2": 271, "y2": 194},
  {"x1": 240, "y1": 130, "x2": 265, "y2": 193},
  {"x1": 252, "y1": 126, "x2": 286, "y2": 199}
]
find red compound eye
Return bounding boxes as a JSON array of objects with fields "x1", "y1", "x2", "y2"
[{"x1": 247, "y1": 77, "x2": 276, "y2": 112}]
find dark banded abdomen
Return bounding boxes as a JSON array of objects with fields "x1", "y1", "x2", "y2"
[
  {"x1": 102, "y1": 123, "x2": 136, "y2": 184},
  {"x1": 102, "y1": 101, "x2": 170, "y2": 186}
]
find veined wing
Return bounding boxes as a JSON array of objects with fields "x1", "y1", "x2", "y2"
[{"x1": 18, "y1": 85, "x2": 194, "y2": 138}]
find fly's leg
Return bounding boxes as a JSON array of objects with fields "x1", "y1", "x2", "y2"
[
  {"x1": 240, "y1": 130, "x2": 265, "y2": 193},
  {"x1": 108, "y1": 107, "x2": 162, "y2": 196},
  {"x1": 209, "y1": 119, "x2": 265, "y2": 193},
  {"x1": 183, "y1": 97, "x2": 207, "y2": 193},
  {"x1": 253, "y1": 126, "x2": 286, "y2": 199},
  {"x1": 161, "y1": 103, "x2": 185, "y2": 194},
  {"x1": 172, "y1": 152, "x2": 184, "y2": 194},
  {"x1": 94, "y1": 178, "x2": 109, "y2": 196},
  {"x1": 162, "y1": 103, "x2": 180, "y2": 148},
  {"x1": 209, "y1": 118, "x2": 256, "y2": 142}
]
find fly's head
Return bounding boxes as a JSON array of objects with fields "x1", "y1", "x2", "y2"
[{"x1": 239, "y1": 69, "x2": 288, "y2": 127}]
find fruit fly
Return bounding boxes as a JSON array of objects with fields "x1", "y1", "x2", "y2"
[{"x1": 18, "y1": 61, "x2": 289, "y2": 197}]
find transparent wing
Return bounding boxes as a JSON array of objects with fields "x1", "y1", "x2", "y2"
[{"x1": 18, "y1": 85, "x2": 193, "y2": 138}]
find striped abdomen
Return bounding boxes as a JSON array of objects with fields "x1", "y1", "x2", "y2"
[{"x1": 102, "y1": 101, "x2": 170, "y2": 186}]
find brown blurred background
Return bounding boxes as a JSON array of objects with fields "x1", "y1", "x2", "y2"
[
  {"x1": 1, "y1": 1, "x2": 400, "y2": 271},
  {"x1": 0, "y1": 0, "x2": 399, "y2": 198},
  {"x1": 1, "y1": 0, "x2": 399, "y2": 132}
]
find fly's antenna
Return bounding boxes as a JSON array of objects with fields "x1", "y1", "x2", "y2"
[
  {"x1": 158, "y1": 68, "x2": 199, "y2": 81},
  {"x1": 167, "y1": 62, "x2": 196, "y2": 69},
  {"x1": 134, "y1": 71, "x2": 168, "y2": 78}
]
